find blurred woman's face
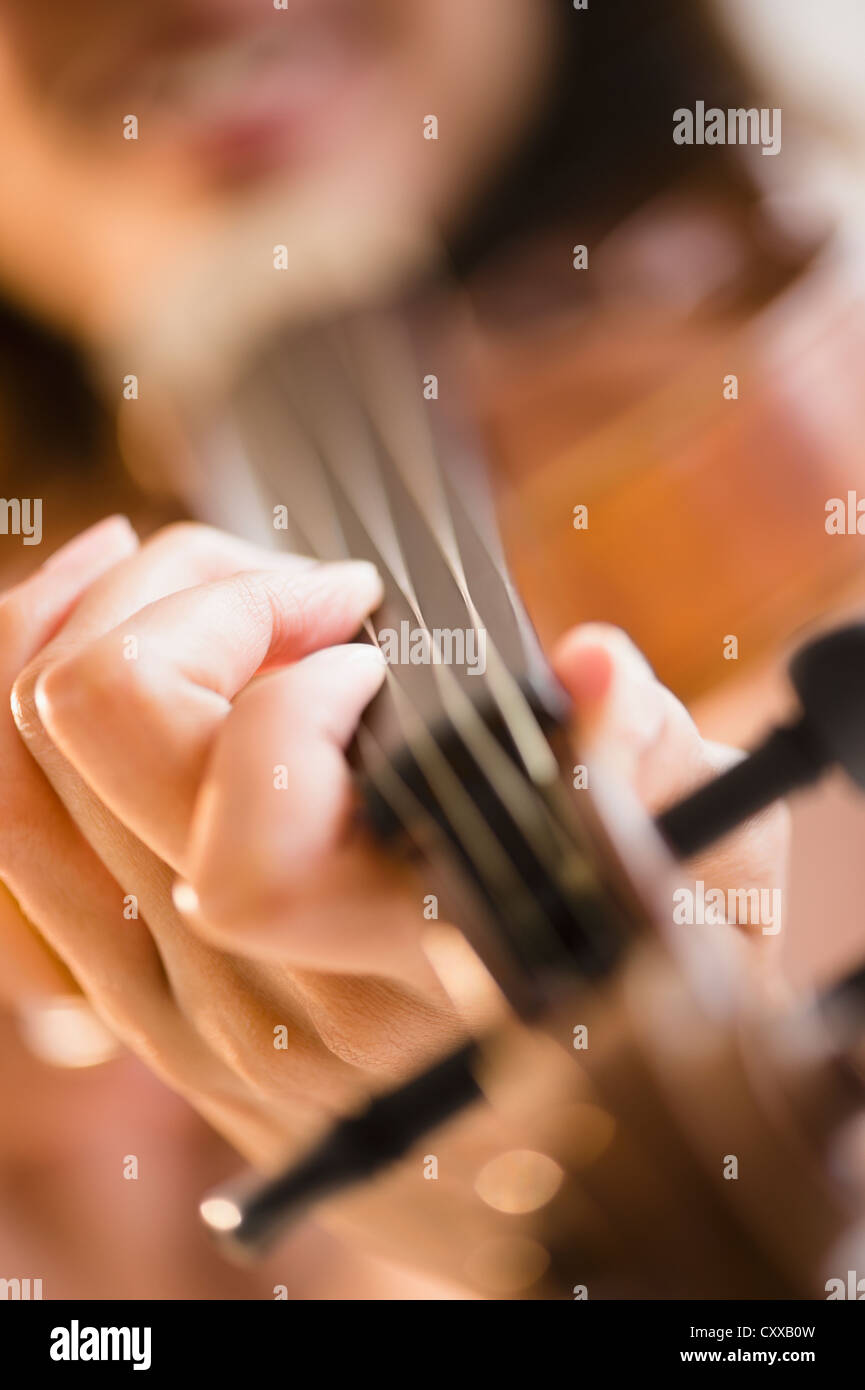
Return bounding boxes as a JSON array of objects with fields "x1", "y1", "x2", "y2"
[{"x1": 0, "y1": 0, "x2": 553, "y2": 344}]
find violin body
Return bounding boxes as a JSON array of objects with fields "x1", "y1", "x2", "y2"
[
  {"x1": 190, "y1": 264, "x2": 865, "y2": 1297},
  {"x1": 474, "y1": 217, "x2": 865, "y2": 699}
]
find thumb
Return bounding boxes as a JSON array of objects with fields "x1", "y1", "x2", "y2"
[
  {"x1": 552, "y1": 623, "x2": 699, "y2": 804},
  {"x1": 552, "y1": 625, "x2": 790, "y2": 946}
]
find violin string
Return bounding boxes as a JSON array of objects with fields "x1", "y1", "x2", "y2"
[
  {"x1": 236, "y1": 367, "x2": 559, "y2": 958},
  {"x1": 330, "y1": 310, "x2": 611, "y2": 888},
  {"x1": 270, "y1": 324, "x2": 575, "y2": 881},
  {"x1": 235, "y1": 303, "x2": 616, "y2": 969},
  {"x1": 272, "y1": 336, "x2": 561, "y2": 839},
  {"x1": 336, "y1": 309, "x2": 563, "y2": 786},
  {"x1": 261, "y1": 336, "x2": 578, "y2": 891},
  {"x1": 321, "y1": 312, "x2": 610, "y2": 911},
  {"x1": 328, "y1": 320, "x2": 611, "y2": 942},
  {"x1": 241, "y1": 370, "x2": 558, "y2": 946}
]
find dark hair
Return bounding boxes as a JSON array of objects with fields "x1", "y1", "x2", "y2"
[
  {"x1": 0, "y1": 299, "x2": 108, "y2": 483},
  {"x1": 450, "y1": 0, "x2": 764, "y2": 272}
]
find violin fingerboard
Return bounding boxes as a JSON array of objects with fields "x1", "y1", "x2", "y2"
[{"x1": 225, "y1": 298, "x2": 630, "y2": 1008}]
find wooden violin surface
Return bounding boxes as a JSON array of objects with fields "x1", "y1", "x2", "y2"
[{"x1": 473, "y1": 218, "x2": 865, "y2": 700}]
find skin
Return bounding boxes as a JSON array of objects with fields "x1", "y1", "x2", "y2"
[
  {"x1": 0, "y1": 517, "x2": 788, "y2": 1274},
  {"x1": 0, "y1": 0, "x2": 554, "y2": 351},
  {"x1": 0, "y1": 0, "x2": 789, "y2": 1280}
]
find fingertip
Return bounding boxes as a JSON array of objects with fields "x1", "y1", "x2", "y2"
[
  {"x1": 335, "y1": 640, "x2": 387, "y2": 669},
  {"x1": 31, "y1": 667, "x2": 52, "y2": 730},
  {"x1": 324, "y1": 559, "x2": 384, "y2": 611},
  {"x1": 553, "y1": 637, "x2": 615, "y2": 706},
  {"x1": 302, "y1": 641, "x2": 388, "y2": 699}
]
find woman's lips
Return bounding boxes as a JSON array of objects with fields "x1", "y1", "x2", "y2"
[
  {"x1": 142, "y1": 34, "x2": 365, "y2": 175},
  {"x1": 62, "y1": 7, "x2": 380, "y2": 176}
]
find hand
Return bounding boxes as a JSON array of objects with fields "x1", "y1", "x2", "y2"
[
  {"x1": 1, "y1": 517, "x2": 463, "y2": 1173},
  {"x1": 0, "y1": 520, "x2": 788, "y2": 1212},
  {"x1": 554, "y1": 623, "x2": 790, "y2": 948}
]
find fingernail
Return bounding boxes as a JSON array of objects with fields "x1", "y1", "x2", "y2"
[
  {"x1": 12, "y1": 666, "x2": 55, "y2": 736},
  {"x1": 343, "y1": 642, "x2": 387, "y2": 667},
  {"x1": 312, "y1": 643, "x2": 388, "y2": 678},
  {"x1": 31, "y1": 668, "x2": 52, "y2": 727},
  {"x1": 321, "y1": 560, "x2": 384, "y2": 606},
  {"x1": 41, "y1": 516, "x2": 137, "y2": 573}
]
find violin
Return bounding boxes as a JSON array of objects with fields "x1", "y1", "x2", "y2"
[
  {"x1": 131, "y1": 274, "x2": 865, "y2": 1299},
  {"x1": 93, "y1": 38, "x2": 865, "y2": 1286},
  {"x1": 2, "y1": 0, "x2": 864, "y2": 1304},
  {"x1": 473, "y1": 196, "x2": 865, "y2": 702}
]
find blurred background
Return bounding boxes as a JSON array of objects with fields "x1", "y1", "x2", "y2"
[{"x1": 0, "y1": 0, "x2": 864, "y2": 1298}]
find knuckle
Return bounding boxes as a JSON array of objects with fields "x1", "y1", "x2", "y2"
[
  {"x1": 15, "y1": 639, "x2": 154, "y2": 756},
  {"x1": 142, "y1": 522, "x2": 262, "y2": 581},
  {"x1": 230, "y1": 570, "x2": 279, "y2": 626},
  {"x1": 303, "y1": 977, "x2": 449, "y2": 1077},
  {"x1": 39, "y1": 643, "x2": 131, "y2": 724},
  {"x1": 194, "y1": 869, "x2": 294, "y2": 948},
  {"x1": 229, "y1": 569, "x2": 303, "y2": 644},
  {"x1": 143, "y1": 520, "x2": 218, "y2": 556}
]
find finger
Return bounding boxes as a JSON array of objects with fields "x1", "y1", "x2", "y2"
[
  {"x1": 0, "y1": 515, "x2": 139, "y2": 685},
  {"x1": 0, "y1": 522, "x2": 346, "y2": 1098},
  {"x1": 27, "y1": 562, "x2": 383, "y2": 870},
  {"x1": 0, "y1": 521, "x2": 164, "y2": 1009},
  {"x1": 31, "y1": 520, "x2": 316, "y2": 652},
  {"x1": 176, "y1": 644, "x2": 426, "y2": 975},
  {"x1": 5, "y1": 523, "x2": 329, "y2": 972},
  {"x1": 0, "y1": 520, "x2": 234, "y2": 1065},
  {"x1": 9, "y1": 522, "x2": 317, "y2": 746},
  {"x1": 0, "y1": 881, "x2": 79, "y2": 1004},
  {"x1": 553, "y1": 622, "x2": 694, "y2": 798},
  {"x1": 192, "y1": 644, "x2": 388, "y2": 884},
  {"x1": 554, "y1": 623, "x2": 789, "y2": 941},
  {"x1": 683, "y1": 739, "x2": 791, "y2": 943},
  {"x1": 0, "y1": 803, "x2": 176, "y2": 1029},
  {"x1": 0, "y1": 516, "x2": 171, "y2": 1009}
]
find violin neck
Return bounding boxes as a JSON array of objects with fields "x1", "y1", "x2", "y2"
[{"x1": 227, "y1": 304, "x2": 628, "y2": 1011}]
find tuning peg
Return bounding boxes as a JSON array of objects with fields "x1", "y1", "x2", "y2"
[{"x1": 655, "y1": 624, "x2": 865, "y2": 860}]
